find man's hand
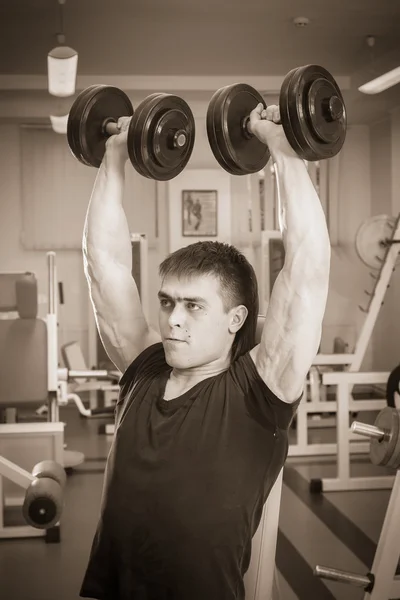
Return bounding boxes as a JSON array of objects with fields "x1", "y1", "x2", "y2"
[
  {"x1": 248, "y1": 103, "x2": 298, "y2": 161},
  {"x1": 104, "y1": 116, "x2": 132, "y2": 164}
]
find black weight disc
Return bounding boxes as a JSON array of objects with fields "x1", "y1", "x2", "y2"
[
  {"x1": 126, "y1": 94, "x2": 164, "y2": 179},
  {"x1": 206, "y1": 86, "x2": 242, "y2": 175},
  {"x1": 67, "y1": 85, "x2": 134, "y2": 168},
  {"x1": 279, "y1": 69, "x2": 305, "y2": 157},
  {"x1": 128, "y1": 94, "x2": 195, "y2": 181},
  {"x1": 67, "y1": 86, "x2": 99, "y2": 163},
  {"x1": 206, "y1": 83, "x2": 270, "y2": 175},
  {"x1": 279, "y1": 65, "x2": 347, "y2": 161}
]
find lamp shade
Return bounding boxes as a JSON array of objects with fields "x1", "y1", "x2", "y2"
[
  {"x1": 47, "y1": 45, "x2": 78, "y2": 97},
  {"x1": 50, "y1": 114, "x2": 69, "y2": 134}
]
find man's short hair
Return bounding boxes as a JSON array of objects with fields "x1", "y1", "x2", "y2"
[{"x1": 159, "y1": 241, "x2": 259, "y2": 361}]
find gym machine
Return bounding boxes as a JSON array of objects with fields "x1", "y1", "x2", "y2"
[
  {"x1": 0, "y1": 271, "x2": 66, "y2": 540},
  {"x1": 0, "y1": 457, "x2": 65, "y2": 542}
]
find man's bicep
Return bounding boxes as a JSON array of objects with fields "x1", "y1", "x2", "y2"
[{"x1": 251, "y1": 266, "x2": 329, "y2": 403}]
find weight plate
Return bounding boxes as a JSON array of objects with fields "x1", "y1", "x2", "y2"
[
  {"x1": 67, "y1": 86, "x2": 99, "y2": 162},
  {"x1": 386, "y1": 365, "x2": 400, "y2": 409},
  {"x1": 279, "y1": 68, "x2": 305, "y2": 157},
  {"x1": 355, "y1": 214, "x2": 398, "y2": 270},
  {"x1": 206, "y1": 86, "x2": 241, "y2": 175},
  {"x1": 127, "y1": 94, "x2": 164, "y2": 179},
  {"x1": 128, "y1": 94, "x2": 195, "y2": 181},
  {"x1": 206, "y1": 84, "x2": 270, "y2": 175},
  {"x1": 370, "y1": 407, "x2": 400, "y2": 468},
  {"x1": 207, "y1": 85, "x2": 249, "y2": 175},
  {"x1": 279, "y1": 65, "x2": 347, "y2": 161},
  {"x1": 67, "y1": 85, "x2": 134, "y2": 168},
  {"x1": 386, "y1": 409, "x2": 400, "y2": 469}
]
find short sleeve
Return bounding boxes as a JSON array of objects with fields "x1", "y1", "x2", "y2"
[
  {"x1": 229, "y1": 351, "x2": 302, "y2": 430},
  {"x1": 116, "y1": 343, "x2": 166, "y2": 415}
]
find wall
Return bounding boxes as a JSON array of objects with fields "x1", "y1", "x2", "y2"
[
  {"x1": 322, "y1": 126, "x2": 373, "y2": 367},
  {"x1": 168, "y1": 169, "x2": 232, "y2": 253},
  {"x1": 370, "y1": 110, "x2": 400, "y2": 371}
]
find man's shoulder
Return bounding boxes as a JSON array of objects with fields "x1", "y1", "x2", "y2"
[{"x1": 119, "y1": 342, "x2": 166, "y2": 388}]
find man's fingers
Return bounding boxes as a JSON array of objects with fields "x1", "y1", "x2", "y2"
[
  {"x1": 116, "y1": 116, "x2": 132, "y2": 133},
  {"x1": 259, "y1": 105, "x2": 281, "y2": 124},
  {"x1": 249, "y1": 103, "x2": 281, "y2": 135},
  {"x1": 249, "y1": 103, "x2": 264, "y2": 130}
]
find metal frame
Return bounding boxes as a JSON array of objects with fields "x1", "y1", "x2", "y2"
[
  {"x1": 318, "y1": 371, "x2": 395, "y2": 491},
  {"x1": 366, "y1": 469, "x2": 400, "y2": 598},
  {"x1": 315, "y1": 463, "x2": 400, "y2": 598}
]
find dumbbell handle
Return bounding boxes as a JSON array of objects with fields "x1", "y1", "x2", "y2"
[
  {"x1": 103, "y1": 118, "x2": 188, "y2": 149},
  {"x1": 314, "y1": 566, "x2": 374, "y2": 590},
  {"x1": 351, "y1": 421, "x2": 386, "y2": 440},
  {"x1": 105, "y1": 121, "x2": 120, "y2": 136}
]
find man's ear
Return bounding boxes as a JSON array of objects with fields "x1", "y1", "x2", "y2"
[{"x1": 228, "y1": 305, "x2": 248, "y2": 334}]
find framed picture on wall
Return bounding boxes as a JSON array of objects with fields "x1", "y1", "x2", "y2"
[{"x1": 181, "y1": 190, "x2": 218, "y2": 237}]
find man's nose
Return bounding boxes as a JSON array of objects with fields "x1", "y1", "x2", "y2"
[{"x1": 168, "y1": 303, "x2": 186, "y2": 327}]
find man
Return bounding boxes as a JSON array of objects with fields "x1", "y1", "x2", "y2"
[
  {"x1": 191, "y1": 197, "x2": 202, "y2": 231},
  {"x1": 80, "y1": 102, "x2": 331, "y2": 600}
]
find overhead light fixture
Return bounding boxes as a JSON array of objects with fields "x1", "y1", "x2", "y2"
[
  {"x1": 293, "y1": 16, "x2": 310, "y2": 28},
  {"x1": 358, "y1": 35, "x2": 400, "y2": 95},
  {"x1": 47, "y1": 0, "x2": 78, "y2": 97},
  {"x1": 49, "y1": 114, "x2": 69, "y2": 134},
  {"x1": 358, "y1": 66, "x2": 400, "y2": 94}
]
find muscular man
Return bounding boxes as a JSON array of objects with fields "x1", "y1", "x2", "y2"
[{"x1": 80, "y1": 103, "x2": 331, "y2": 600}]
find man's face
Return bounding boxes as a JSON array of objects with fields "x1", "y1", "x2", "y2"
[{"x1": 158, "y1": 273, "x2": 237, "y2": 369}]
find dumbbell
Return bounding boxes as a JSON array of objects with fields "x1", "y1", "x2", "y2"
[
  {"x1": 351, "y1": 407, "x2": 400, "y2": 469},
  {"x1": 67, "y1": 85, "x2": 195, "y2": 180},
  {"x1": 206, "y1": 64, "x2": 347, "y2": 175},
  {"x1": 22, "y1": 460, "x2": 66, "y2": 529}
]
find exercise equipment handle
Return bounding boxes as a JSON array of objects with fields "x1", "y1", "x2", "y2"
[
  {"x1": 351, "y1": 421, "x2": 386, "y2": 440},
  {"x1": 314, "y1": 566, "x2": 373, "y2": 589},
  {"x1": 69, "y1": 369, "x2": 109, "y2": 379}
]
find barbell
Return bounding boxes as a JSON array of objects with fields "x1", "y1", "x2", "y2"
[
  {"x1": 351, "y1": 406, "x2": 400, "y2": 469},
  {"x1": 206, "y1": 64, "x2": 347, "y2": 175},
  {"x1": 67, "y1": 85, "x2": 195, "y2": 180}
]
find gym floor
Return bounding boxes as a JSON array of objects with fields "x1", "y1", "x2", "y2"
[{"x1": 0, "y1": 405, "x2": 397, "y2": 600}]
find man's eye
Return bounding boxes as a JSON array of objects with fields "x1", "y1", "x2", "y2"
[
  {"x1": 160, "y1": 299, "x2": 170, "y2": 307},
  {"x1": 187, "y1": 303, "x2": 200, "y2": 311}
]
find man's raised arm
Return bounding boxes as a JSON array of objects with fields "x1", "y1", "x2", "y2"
[{"x1": 83, "y1": 117, "x2": 160, "y2": 373}]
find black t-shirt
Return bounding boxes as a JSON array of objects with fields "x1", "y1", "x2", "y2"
[{"x1": 80, "y1": 343, "x2": 301, "y2": 600}]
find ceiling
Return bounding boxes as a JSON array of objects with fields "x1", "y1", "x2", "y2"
[{"x1": 0, "y1": 0, "x2": 399, "y2": 125}]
